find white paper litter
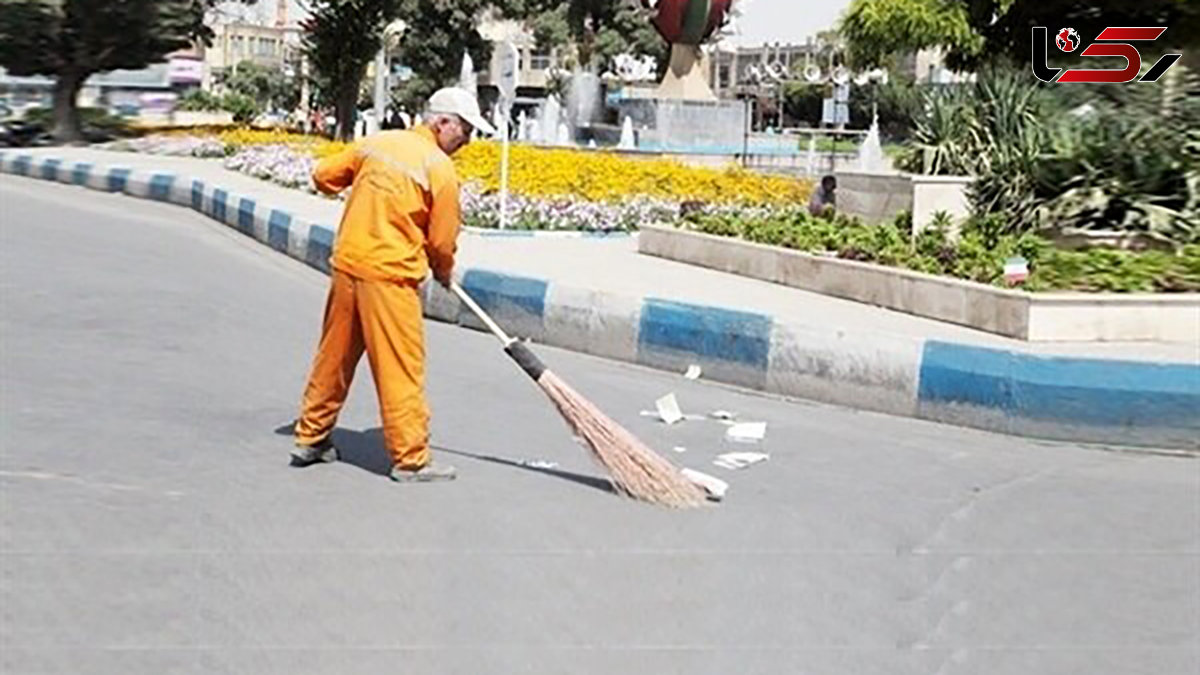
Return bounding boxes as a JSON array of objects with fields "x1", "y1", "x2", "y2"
[
  {"x1": 713, "y1": 452, "x2": 769, "y2": 470},
  {"x1": 640, "y1": 411, "x2": 705, "y2": 421},
  {"x1": 725, "y1": 422, "x2": 767, "y2": 443},
  {"x1": 681, "y1": 468, "x2": 728, "y2": 500},
  {"x1": 683, "y1": 365, "x2": 703, "y2": 380},
  {"x1": 521, "y1": 460, "x2": 559, "y2": 470},
  {"x1": 672, "y1": 446, "x2": 688, "y2": 453},
  {"x1": 710, "y1": 410, "x2": 738, "y2": 421},
  {"x1": 654, "y1": 393, "x2": 685, "y2": 425}
]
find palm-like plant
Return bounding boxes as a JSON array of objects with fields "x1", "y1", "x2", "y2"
[
  {"x1": 898, "y1": 68, "x2": 1051, "y2": 235},
  {"x1": 1039, "y1": 67, "x2": 1199, "y2": 245},
  {"x1": 898, "y1": 66, "x2": 1199, "y2": 246},
  {"x1": 895, "y1": 84, "x2": 974, "y2": 175},
  {"x1": 967, "y1": 70, "x2": 1052, "y2": 236}
]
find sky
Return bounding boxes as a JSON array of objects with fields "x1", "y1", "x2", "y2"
[
  {"x1": 723, "y1": 0, "x2": 853, "y2": 47},
  {"x1": 220, "y1": 0, "x2": 853, "y2": 48}
]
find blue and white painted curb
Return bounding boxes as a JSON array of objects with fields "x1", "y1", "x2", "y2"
[{"x1": 4, "y1": 151, "x2": 1197, "y2": 451}]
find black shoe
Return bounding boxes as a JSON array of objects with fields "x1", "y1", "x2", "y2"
[{"x1": 291, "y1": 438, "x2": 338, "y2": 467}]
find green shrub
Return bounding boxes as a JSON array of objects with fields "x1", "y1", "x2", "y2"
[
  {"x1": 176, "y1": 89, "x2": 224, "y2": 112},
  {"x1": 899, "y1": 66, "x2": 1199, "y2": 246},
  {"x1": 220, "y1": 93, "x2": 259, "y2": 124},
  {"x1": 21, "y1": 106, "x2": 129, "y2": 139},
  {"x1": 685, "y1": 208, "x2": 1199, "y2": 293}
]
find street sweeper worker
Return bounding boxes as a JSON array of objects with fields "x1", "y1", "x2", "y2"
[{"x1": 290, "y1": 87, "x2": 496, "y2": 482}]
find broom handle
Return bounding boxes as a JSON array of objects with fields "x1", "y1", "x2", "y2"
[{"x1": 450, "y1": 281, "x2": 516, "y2": 346}]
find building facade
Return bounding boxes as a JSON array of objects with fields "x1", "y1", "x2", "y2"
[
  {"x1": 203, "y1": 21, "x2": 301, "y2": 89},
  {"x1": 476, "y1": 13, "x2": 562, "y2": 98},
  {"x1": 709, "y1": 42, "x2": 815, "y2": 97},
  {"x1": 709, "y1": 41, "x2": 968, "y2": 97}
]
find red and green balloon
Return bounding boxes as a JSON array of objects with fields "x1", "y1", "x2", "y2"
[{"x1": 644, "y1": 0, "x2": 734, "y2": 45}]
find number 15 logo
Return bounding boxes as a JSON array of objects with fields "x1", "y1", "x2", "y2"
[{"x1": 1032, "y1": 26, "x2": 1183, "y2": 83}]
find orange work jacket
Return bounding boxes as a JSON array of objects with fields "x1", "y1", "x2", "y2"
[{"x1": 312, "y1": 126, "x2": 461, "y2": 284}]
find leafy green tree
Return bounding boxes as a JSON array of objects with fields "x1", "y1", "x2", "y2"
[
  {"x1": 840, "y1": 0, "x2": 1199, "y2": 70},
  {"x1": 0, "y1": 0, "x2": 255, "y2": 142},
  {"x1": 387, "y1": 0, "x2": 507, "y2": 111},
  {"x1": 303, "y1": 0, "x2": 522, "y2": 140},
  {"x1": 500, "y1": 1, "x2": 665, "y2": 72},
  {"x1": 220, "y1": 91, "x2": 259, "y2": 123},
  {"x1": 784, "y1": 75, "x2": 922, "y2": 139},
  {"x1": 301, "y1": 0, "x2": 401, "y2": 141},
  {"x1": 177, "y1": 88, "x2": 224, "y2": 111},
  {"x1": 223, "y1": 60, "x2": 299, "y2": 114}
]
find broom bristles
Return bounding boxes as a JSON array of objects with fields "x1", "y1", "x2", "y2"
[{"x1": 535, "y1": 370, "x2": 707, "y2": 508}]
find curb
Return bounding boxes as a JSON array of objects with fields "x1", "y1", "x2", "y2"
[{"x1": 3, "y1": 151, "x2": 1197, "y2": 452}]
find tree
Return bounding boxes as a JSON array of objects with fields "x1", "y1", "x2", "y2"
[
  {"x1": 500, "y1": 1, "x2": 665, "y2": 73},
  {"x1": 177, "y1": 88, "x2": 224, "y2": 111},
  {"x1": 301, "y1": 0, "x2": 399, "y2": 141},
  {"x1": 388, "y1": 0, "x2": 511, "y2": 111},
  {"x1": 784, "y1": 74, "x2": 922, "y2": 140},
  {"x1": 222, "y1": 60, "x2": 299, "y2": 114},
  {"x1": 840, "y1": 0, "x2": 1200, "y2": 71},
  {"x1": 0, "y1": 0, "x2": 252, "y2": 143},
  {"x1": 303, "y1": 0, "x2": 523, "y2": 140}
]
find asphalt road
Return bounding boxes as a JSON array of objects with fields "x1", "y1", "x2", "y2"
[{"x1": 1, "y1": 175, "x2": 1197, "y2": 675}]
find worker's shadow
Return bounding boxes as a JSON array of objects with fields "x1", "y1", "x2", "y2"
[{"x1": 273, "y1": 422, "x2": 615, "y2": 496}]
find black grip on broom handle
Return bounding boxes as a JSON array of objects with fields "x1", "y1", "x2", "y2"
[{"x1": 450, "y1": 281, "x2": 547, "y2": 381}]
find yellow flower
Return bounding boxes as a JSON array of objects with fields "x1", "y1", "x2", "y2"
[
  {"x1": 176, "y1": 127, "x2": 811, "y2": 205},
  {"x1": 452, "y1": 142, "x2": 811, "y2": 205}
]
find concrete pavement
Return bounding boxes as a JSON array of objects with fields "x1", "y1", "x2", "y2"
[{"x1": 2, "y1": 176, "x2": 1198, "y2": 674}]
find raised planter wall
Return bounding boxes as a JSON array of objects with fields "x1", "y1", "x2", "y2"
[
  {"x1": 167, "y1": 111, "x2": 236, "y2": 127},
  {"x1": 834, "y1": 171, "x2": 912, "y2": 224},
  {"x1": 911, "y1": 175, "x2": 972, "y2": 235},
  {"x1": 639, "y1": 224, "x2": 1200, "y2": 343},
  {"x1": 836, "y1": 170, "x2": 972, "y2": 236}
]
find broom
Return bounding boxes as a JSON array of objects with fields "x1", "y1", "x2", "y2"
[{"x1": 450, "y1": 282, "x2": 707, "y2": 509}]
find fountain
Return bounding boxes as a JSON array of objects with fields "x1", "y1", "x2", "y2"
[
  {"x1": 458, "y1": 50, "x2": 477, "y2": 94},
  {"x1": 614, "y1": 0, "x2": 747, "y2": 154},
  {"x1": 516, "y1": 110, "x2": 529, "y2": 142},
  {"x1": 539, "y1": 96, "x2": 562, "y2": 146},
  {"x1": 490, "y1": 101, "x2": 502, "y2": 135},
  {"x1": 856, "y1": 113, "x2": 886, "y2": 173},
  {"x1": 617, "y1": 116, "x2": 636, "y2": 150},
  {"x1": 556, "y1": 121, "x2": 571, "y2": 146},
  {"x1": 566, "y1": 70, "x2": 603, "y2": 138}
]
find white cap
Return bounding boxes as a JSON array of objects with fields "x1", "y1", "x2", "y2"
[{"x1": 427, "y1": 87, "x2": 496, "y2": 137}]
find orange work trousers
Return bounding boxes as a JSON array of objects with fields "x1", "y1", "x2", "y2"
[{"x1": 294, "y1": 269, "x2": 430, "y2": 469}]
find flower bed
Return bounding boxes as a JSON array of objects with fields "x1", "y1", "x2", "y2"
[
  {"x1": 460, "y1": 189, "x2": 676, "y2": 233},
  {"x1": 222, "y1": 144, "x2": 317, "y2": 190},
  {"x1": 109, "y1": 130, "x2": 814, "y2": 233},
  {"x1": 453, "y1": 142, "x2": 812, "y2": 205},
  {"x1": 108, "y1": 134, "x2": 229, "y2": 158},
  {"x1": 108, "y1": 129, "x2": 349, "y2": 159},
  {"x1": 684, "y1": 209, "x2": 1200, "y2": 293}
]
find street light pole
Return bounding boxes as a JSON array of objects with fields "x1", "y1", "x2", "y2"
[
  {"x1": 497, "y1": 41, "x2": 519, "y2": 230},
  {"x1": 371, "y1": 48, "x2": 387, "y2": 135},
  {"x1": 372, "y1": 21, "x2": 407, "y2": 135}
]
